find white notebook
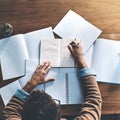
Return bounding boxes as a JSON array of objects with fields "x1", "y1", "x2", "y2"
[
  {"x1": 91, "y1": 39, "x2": 120, "y2": 84},
  {"x1": 40, "y1": 39, "x2": 80, "y2": 67},
  {"x1": 0, "y1": 35, "x2": 29, "y2": 80},
  {"x1": 0, "y1": 27, "x2": 54, "y2": 80},
  {"x1": 40, "y1": 38, "x2": 93, "y2": 68},
  {"x1": 44, "y1": 68, "x2": 84, "y2": 105},
  {"x1": 53, "y1": 10, "x2": 102, "y2": 54}
]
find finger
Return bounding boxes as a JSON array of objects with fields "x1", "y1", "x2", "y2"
[
  {"x1": 42, "y1": 61, "x2": 51, "y2": 70},
  {"x1": 45, "y1": 78, "x2": 55, "y2": 82},
  {"x1": 39, "y1": 62, "x2": 47, "y2": 69},
  {"x1": 37, "y1": 65, "x2": 43, "y2": 70},
  {"x1": 35, "y1": 66, "x2": 41, "y2": 72},
  {"x1": 70, "y1": 39, "x2": 78, "y2": 45},
  {"x1": 45, "y1": 65, "x2": 52, "y2": 73},
  {"x1": 68, "y1": 44, "x2": 74, "y2": 54},
  {"x1": 69, "y1": 40, "x2": 76, "y2": 45}
]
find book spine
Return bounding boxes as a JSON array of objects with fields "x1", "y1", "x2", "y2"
[{"x1": 66, "y1": 73, "x2": 69, "y2": 104}]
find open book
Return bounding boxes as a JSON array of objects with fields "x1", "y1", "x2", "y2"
[
  {"x1": 91, "y1": 38, "x2": 120, "y2": 84},
  {"x1": 40, "y1": 39, "x2": 76, "y2": 67},
  {"x1": 40, "y1": 38, "x2": 93, "y2": 67},
  {"x1": 0, "y1": 27, "x2": 54, "y2": 80}
]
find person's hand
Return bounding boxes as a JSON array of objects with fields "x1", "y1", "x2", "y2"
[
  {"x1": 68, "y1": 39, "x2": 88, "y2": 68},
  {"x1": 23, "y1": 61, "x2": 54, "y2": 93}
]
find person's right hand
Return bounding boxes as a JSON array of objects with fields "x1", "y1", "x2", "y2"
[{"x1": 68, "y1": 39, "x2": 88, "y2": 68}]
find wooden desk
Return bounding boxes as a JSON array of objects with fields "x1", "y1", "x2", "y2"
[{"x1": 1, "y1": 0, "x2": 120, "y2": 116}]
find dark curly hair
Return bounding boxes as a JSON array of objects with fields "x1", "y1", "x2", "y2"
[{"x1": 22, "y1": 90, "x2": 60, "y2": 120}]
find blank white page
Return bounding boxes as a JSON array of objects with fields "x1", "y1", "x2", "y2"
[
  {"x1": 0, "y1": 34, "x2": 28, "y2": 80},
  {"x1": 53, "y1": 10, "x2": 102, "y2": 54},
  {"x1": 61, "y1": 39, "x2": 75, "y2": 67},
  {"x1": 0, "y1": 80, "x2": 21, "y2": 105},
  {"x1": 40, "y1": 39, "x2": 61, "y2": 67},
  {"x1": 68, "y1": 73, "x2": 84, "y2": 104},
  {"x1": 45, "y1": 73, "x2": 66, "y2": 104},
  {"x1": 24, "y1": 27, "x2": 54, "y2": 59},
  {"x1": 91, "y1": 39, "x2": 120, "y2": 83}
]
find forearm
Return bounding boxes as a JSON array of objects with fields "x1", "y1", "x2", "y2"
[
  {"x1": 76, "y1": 68, "x2": 102, "y2": 120},
  {"x1": 81, "y1": 76, "x2": 102, "y2": 119}
]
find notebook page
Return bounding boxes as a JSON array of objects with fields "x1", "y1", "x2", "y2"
[
  {"x1": 24, "y1": 27, "x2": 54, "y2": 59},
  {"x1": 0, "y1": 34, "x2": 29, "y2": 80},
  {"x1": 67, "y1": 72, "x2": 84, "y2": 104},
  {"x1": 0, "y1": 80, "x2": 21, "y2": 105},
  {"x1": 60, "y1": 39, "x2": 75, "y2": 67},
  {"x1": 40, "y1": 39, "x2": 61, "y2": 67},
  {"x1": 91, "y1": 39, "x2": 120, "y2": 83},
  {"x1": 45, "y1": 73, "x2": 66, "y2": 105},
  {"x1": 53, "y1": 10, "x2": 102, "y2": 54}
]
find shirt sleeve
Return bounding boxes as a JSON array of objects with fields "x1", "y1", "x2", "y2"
[
  {"x1": 74, "y1": 68, "x2": 102, "y2": 120},
  {"x1": 0, "y1": 89, "x2": 29, "y2": 120}
]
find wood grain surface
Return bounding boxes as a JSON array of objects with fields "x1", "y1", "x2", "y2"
[{"x1": 0, "y1": 0, "x2": 120, "y2": 116}]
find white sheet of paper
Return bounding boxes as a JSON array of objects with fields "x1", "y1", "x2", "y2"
[
  {"x1": 24, "y1": 27, "x2": 55, "y2": 59},
  {"x1": 45, "y1": 73, "x2": 66, "y2": 104},
  {"x1": 53, "y1": 10, "x2": 102, "y2": 54},
  {"x1": 40, "y1": 39, "x2": 61, "y2": 67},
  {"x1": 61, "y1": 39, "x2": 75, "y2": 67},
  {"x1": 0, "y1": 34, "x2": 29, "y2": 80},
  {"x1": 91, "y1": 39, "x2": 120, "y2": 83},
  {"x1": 0, "y1": 80, "x2": 21, "y2": 105},
  {"x1": 68, "y1": 73, "x2": 84, "y2": 104}
]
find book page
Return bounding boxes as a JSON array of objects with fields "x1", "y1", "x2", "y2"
[
  {"x1": 24, "y1": 27, "x2": 54, "y2": 59},
  {"x1": 0, "y1": 34, "x2": 29, "y2": 80},
  {"x1": 91, "y1": 39, "x2": 120, "y2": 83},
  {"x1": 40, "y1": 39, "x2": 61, "y2": 67},
  {"x1": 0, "y1": 80, "x2": 21, "y2": 105},
  {"x1": 67, "y1": 72, "x2": 84, "y2": 104},
  {"x1": 53, "y1": 10, "x2": 102, "y2": 54},
  {"x1": 45, "y1": 72, "x2": 66, "y2": 104},
  {"x1": 60, "y1": 39, "x2": 75, "y2": 67}
]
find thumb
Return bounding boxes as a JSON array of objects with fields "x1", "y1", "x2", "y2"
[{"x1": 45, "y1": 78, "x2": 55, "y2": 83}]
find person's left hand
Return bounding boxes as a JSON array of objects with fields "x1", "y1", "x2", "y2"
[
  {"x1": 30, "y1": 61, "x2": 53, "y2": 86},
  {"x1": 23, "y1": 61, "x2": 54, "y2": 93}
]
